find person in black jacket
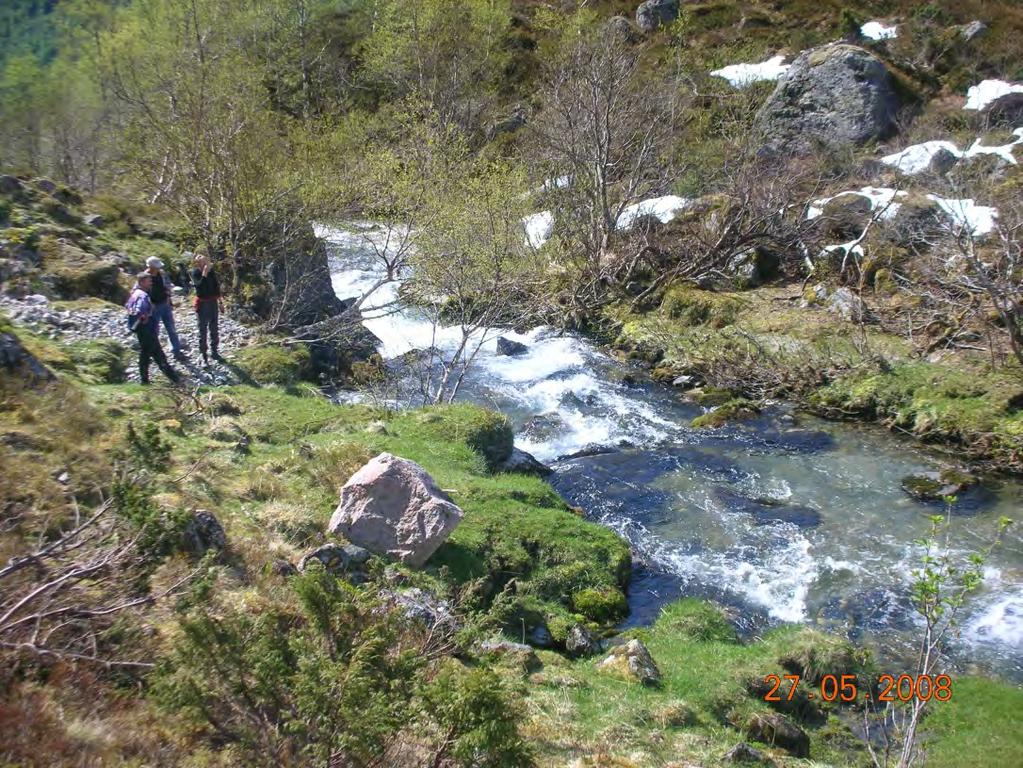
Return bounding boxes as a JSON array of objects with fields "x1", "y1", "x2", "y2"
[{"x1": 190, "y1": 250, "x2": 225, "y2": 366}]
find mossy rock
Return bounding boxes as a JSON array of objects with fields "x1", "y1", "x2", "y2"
[
  {"x1": 235, "y1": 342, "x2": 314, "y2": 386},
  {"x1": 901, "y1": 469, "x2": 977, "y2": 501},
  {"x1": 692, "y1": 386, "x2": 736, "y2": 407},
  {"x1": 40, "y1": 236, "x2": 127, "y2": 303},
  {"x1": 67, "y1": 339, "x2": 128, "y2": 384},
  {"x1": 691, "y1": 398, "x2": 758, "y2": 428},
  {"x1": 571, "y1": 586, "x2": 628, "y2": 623},
  {"x1": 661, "y1": 286, "x2": 742, "y2": 328}
]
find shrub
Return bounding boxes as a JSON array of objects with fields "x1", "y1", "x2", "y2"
[
  {"x1": 235, "y1": 342, "x2": 313, "y2": 385},
  {"x1": 571, "y1": 586, "x2": 628, "y2": 623}
]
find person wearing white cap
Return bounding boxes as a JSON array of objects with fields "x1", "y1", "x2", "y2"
[{"x1": 145, "y1": 256, "x2": 187, "y2": 361}]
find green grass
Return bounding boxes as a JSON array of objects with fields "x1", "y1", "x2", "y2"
[
  {"x1": 84, "y1": 384, "x2": 630, "y2": 637},
  {"x1": 924, "y1": 676, "x2": 1023, "y2": 768}
]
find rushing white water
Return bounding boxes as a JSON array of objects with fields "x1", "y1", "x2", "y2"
[{"x1": 322, "y1": 222, "x2": 1023, "y2": 677}]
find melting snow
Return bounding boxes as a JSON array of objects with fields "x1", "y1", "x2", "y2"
[
  {"x1": 807, "y1": 187, "x2": 907, "y2": 220},
  {"x1": 882, "y1": 127, "x2": 1023, "y2": 174},
  {"x1": 711, "y1": 55, "x2": 790, "y2": 87},
  {"x1": 523, "y1": 210, "x2": 554, "y2": 249},
  {"x1": 964, "y1": 79, "x2": 1023, "y2": 110},
  {"x1": 926, "y1": 195, "x2": 998, "y2": 236},
  {"x1": 861, "y1": 21, "x2": 897, "y2": 40},
  {"x1": 616, "y1": 195, "x2": 691, "y2": 230}
]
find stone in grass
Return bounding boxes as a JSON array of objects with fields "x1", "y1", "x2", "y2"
[
  {"x1": 901, "y1": 468, "x2": 977, "y2": 502},
  {"x1": 745, "y1": 713, "x2": 809, "y2": 758},
  {"x1": 478, "y1": 640, "x2": 542, "y2": 674},
  {"x1": 184, "y1": 510, "x2": 226, "y2": 555},
  {"x1": 565, "y1": 624, "x2": 599, "y2": 657},
  {"x1": 329, "y1": 453, "x2": 463, "y2": 567},
  {"x1": 723, "y1": 742, "x2": 772, "y2": 764},
  {"x1": 299, "y1": 544, "x2": 351, "y2": 575},
  {"x1": 596, "y1": 639, "x2": 661, "y2": 686}
]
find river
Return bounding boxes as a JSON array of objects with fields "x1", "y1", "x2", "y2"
[{"x1": 319, "y1": 222, "x2": 1023, "y2": 680}]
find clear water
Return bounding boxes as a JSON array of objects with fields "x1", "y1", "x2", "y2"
[{"x1": 322, "y1": 223, "x2": 1023, "y2": 680}]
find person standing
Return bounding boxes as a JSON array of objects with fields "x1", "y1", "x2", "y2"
[
  {"x1": 125, "y1": 272, "x2": 180, "y2": 384},
  {"x1": 190, "y1": 250, "x2": 225, "y2": 366},
  {"x1": 145, "y1": 256, "x2": 187, "y2": 362}
]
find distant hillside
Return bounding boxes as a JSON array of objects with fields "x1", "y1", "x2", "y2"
[{"x1": 0, "y1": 0, "x2": 60, "y2": 68}]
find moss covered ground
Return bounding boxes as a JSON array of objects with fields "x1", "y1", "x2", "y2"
[{"x1": 608, "y1": 284, "x2": 1023, "y2": 471}]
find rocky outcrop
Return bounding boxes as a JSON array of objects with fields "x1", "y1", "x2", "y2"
[
  {"x1": 328, "y1": 453, "x2": 463, "y2": 567},
  {"x1": 0, "y1": 325, "x2": 54, "y2": 384},
  {"x1": 292, "y1": 312, "x2": 381, "y2": 380},
  {"x1": 756, "y1": 44, "x2": 901, "y2": 155},
  {"x1": 636, "y1": 0, "x2": 679, "y2": 33},
  {"x1": 597, "y1": 639, "x2": 662, "y2": 685}
]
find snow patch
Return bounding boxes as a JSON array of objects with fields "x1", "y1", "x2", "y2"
[
  {"x1": 616, "y1": 195, "x2": 691, "y2": 231},
  {"x1": 710, "y1": 55, "x2": 790, "y2": 87},
  {"x1": 882, "y1": 128, "x2": 1023, "y2": 174},
  {"x1": 523, "y1": 210, "x2": 554, "y2": 249},
  {"x1": 964, "y1": 79, "x2": 1023, "y2": 111},
  {"x1": 860, "y1": 21, "x2": 897, "y2": 41},
  {"x1": 807, "y1": 187, "x2": 907, "y2": 220},
  {"x1": 926, "y1": 195, "x2": 998, "y2": 236}
]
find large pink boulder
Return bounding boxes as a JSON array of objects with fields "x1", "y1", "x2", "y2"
[{"x1": 328, "y1": 453, "x2": 463, "y2": 567}]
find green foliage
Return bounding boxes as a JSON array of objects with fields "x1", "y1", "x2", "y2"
[
  {"x1": 235, "y1": 342, "x2": 313, "y2": 386},
  {"x1": 571, "y1": 586, "x2": 628, "y2": 623},
  {"x1": 111, "y1": 479, "x2": 188, "y2": 560},
  {"x1": 421, "y1": 662, "x2": 535, "y2": 767}
]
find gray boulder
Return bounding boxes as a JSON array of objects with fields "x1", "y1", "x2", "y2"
[
  {"x1": 597, "y1": 639, "x2": 661, "y2": 685},
  {"x1": 565, "y1": 625, "x2": 599, "y2": 657},
  {"x1": 756, "y1": 44, "x2": 901, "y2": 156},
  {"x1": 636, "y1": 0, "x2": 679, "y2": 33},
  {"x1": 496, "y1": 335, "x2": 529, "y2": 356},
  {"x1": 328, "y1": 453, "x2": 463, "y2": 567},
  {"x1": 826, "y1": 287, "x2": 872, "y2": 323},
  {"x1": 959, "y1": 20, "x2": 988, "y2": 42},
  {"x1": 724, "y1": 742, "x2": 771, "y2": 764},
  {"x1": 984, "y1": 92, "x2": 1023, "y2": 127},
  {"x1": 184, "y1": 510, "x2": 226, "y2": 554},
  {"x1": 499, "y1": 446, "x2": 552, "y2": 476},
  {"x1": 299, "y1": 544, "x2": 351, "y2": 574},
  {"x1": 0, "y1": 175, "x2": 22, "y2": 194}
]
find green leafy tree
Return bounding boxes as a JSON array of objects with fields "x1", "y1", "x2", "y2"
[
  {"x1": 865, "y1": 505, "x2": 1012, "y2": 768},
  {"x1": 358, "y1": 0, "x2": 511, "y2": 131}
]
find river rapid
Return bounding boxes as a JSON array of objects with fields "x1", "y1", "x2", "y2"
[{"x1": 319, "y1": 223, "x2": 1023, "y2": 681}]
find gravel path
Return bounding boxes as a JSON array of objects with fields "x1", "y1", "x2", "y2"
[{"x1": 0, "y1": 293, "x2": 255, "y2": 385}]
